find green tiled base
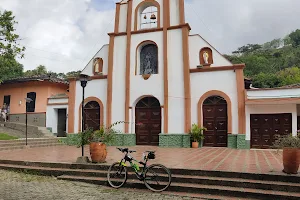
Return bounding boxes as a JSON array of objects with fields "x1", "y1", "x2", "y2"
[
  {"x1": 159, "y1": 133, "x2": 190, "y2": 148},
  {"x1": 107, "y1": 133, "x2": 136, "y2": 146},
  {"x1": 227, "y1": 135, "x2": 237, "y2": 149},
  {"x1": 237, "y1": 134, "x2": 250, "y2": 149},
  {"x1": 61, "y1": 133, "x2": 136, "y2": 147}
]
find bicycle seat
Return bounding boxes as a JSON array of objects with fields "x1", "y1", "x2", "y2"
[
  {"x1": 145, "y1": 150, "x2": 155, "y2": 153},
  {"x1": 117, "y1": 148, "x2": 136, "y2": 153}
]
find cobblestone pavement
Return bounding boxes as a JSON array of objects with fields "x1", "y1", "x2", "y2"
[{"x1": 0, "y1": 170, "x2": 198, "y2": 200}]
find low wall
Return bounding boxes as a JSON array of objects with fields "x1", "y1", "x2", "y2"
[
  {"x1": 227, "y1": 134, "x2": 250, "y2": 149},
  {"x1": 159, "y1": 134, "x2": 191, "y2": 148},
  {"x1": 9, "y1": 113, "x2": 46, "y2": 127}
]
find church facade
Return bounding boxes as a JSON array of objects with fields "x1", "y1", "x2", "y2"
[{"x1": 65, "y1": 0, "x2": 299, "y2": 149}]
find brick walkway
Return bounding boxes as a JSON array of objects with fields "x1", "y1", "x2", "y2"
[{"x1": 0, "y1": 145, "x2": 295, "y2": 175}]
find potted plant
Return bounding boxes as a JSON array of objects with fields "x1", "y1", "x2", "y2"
[
  {"x1": 61, "y1": 121, "x2": 124, "y2": 163},
  {"x1": 189, "y1": 123, "x2": 206, "y2": 148},
  {"x1": 88, "y1": 125, "x2": 118, "y2": 163},
  {"x1": 273, "y1": 134, "x2": 300, "y2": 174}
]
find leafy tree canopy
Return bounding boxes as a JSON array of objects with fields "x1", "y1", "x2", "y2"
[
  {"x1": 0, "y1": 10, "x2": 25, "y2": 82},
  {"x1": 226, "y1": 29, "x2": 300, "y2": 88},
  {"x1": 0, "y1": 10, "x2": 25, "y2": 58}
]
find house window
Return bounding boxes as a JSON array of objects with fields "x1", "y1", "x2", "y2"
[
  {"x1": 26, "y1": 92, "x2": 36, "y2": 112},
  {"x1": 140, "y1": 44, "x2": 158, "y2": 75},
  {"x1": 3, "y1": 95, "x2": 10, "y2": 106}
]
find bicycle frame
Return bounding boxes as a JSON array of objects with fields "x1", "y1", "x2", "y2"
[{"x1": 118, "y1": 152, "x2": 149, "y2": 181}]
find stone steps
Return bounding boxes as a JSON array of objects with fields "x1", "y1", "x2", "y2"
[
  {"x1": 0, "y1": 159, "x2": 299, "y2": 199},
  {"x1": 0, "y1": 138, "x2": 63, "y2": 151},
  {"x1": 58, "y1": 175, "x2": 300, "y2": 200},
  {"x1": 0, "y1": 143, "x2": 64, "y2": 151}
]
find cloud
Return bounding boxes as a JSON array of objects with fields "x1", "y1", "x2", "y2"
[
  {"x1": 0, "y1": 0, "x2": 116, "y2": 73},
  {"x1": 185, "y1": 0, "x2": 300, "y2": 54},
  {"x1": 1, "y1": 0, "x2": 300, "y2": 73}
]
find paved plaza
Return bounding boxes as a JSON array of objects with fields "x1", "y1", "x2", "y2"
[{"x1": 0, "y1": 145, "x2": 291, "y2": 175}]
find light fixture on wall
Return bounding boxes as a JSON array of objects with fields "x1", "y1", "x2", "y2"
[{"x1": 144, "y1": 15, "x2": 147, "y2": 19}]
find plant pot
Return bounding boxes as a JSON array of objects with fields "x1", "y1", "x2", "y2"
[
  {"x1": 199, "y1": 140, "x2": 203, "y2": 148},
  {"x1": 89, "y1": 142, "x2": 107, "y2": 163},
  {"x1": 192, "y1": 142, "x2": 199, "y2": 148},
  {"x1": 282, "y1": 148, "x2": 300, "y2": 174}
]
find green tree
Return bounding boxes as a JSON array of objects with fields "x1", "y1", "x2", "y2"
[
  {"x1": 24, "y1": 65, "x2": 48, "y2": 76},
  {"x1": 289, "y1": 29, "x2": 300, "y2": 47},
  {"x1": 277, "y1": 67, "x2": 300, "y2": 86},
  {"x1": 0, "y1": 10, "x2": 25, "y2": 58},
  {"x1": 0, "y1": 56, "x2": 23, "y2": 81},
  {"x1": 252, "y1": 73, "x2": 281, "y2": 88},
  {"x1": 66, "y1": 70, "x2": 81, "y2": 78}
]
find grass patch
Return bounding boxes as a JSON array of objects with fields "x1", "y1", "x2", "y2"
[{"x1": 0, "y1": 133, "x2": 18, "y2": 140}]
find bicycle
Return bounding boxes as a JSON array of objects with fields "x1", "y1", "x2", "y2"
[{"x1": 107, "y1": 148, "x2": 172, "y2": 192}]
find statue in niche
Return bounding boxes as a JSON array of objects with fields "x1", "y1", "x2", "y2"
[
  {"x1": 203, "y1": 51, "x2": 209, "y2": 64},
  {"x1": 93, "y1": 58, "x2": 101, "y2": 74},
  {"x1": 93, "y1": 58, "x2": 102, "y2": 74}
]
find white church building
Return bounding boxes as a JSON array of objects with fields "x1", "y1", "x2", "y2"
[{"x1": 62, "y1": 0, "x2": 300, "y2": 149}]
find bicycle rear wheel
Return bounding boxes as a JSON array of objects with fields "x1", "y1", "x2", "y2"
[
  {"x1": 107, "y1": 162, "x2": 127, "y2": 188},
  {"x1": 144, "y1": 164, "x2": 172, "y2": 192}
]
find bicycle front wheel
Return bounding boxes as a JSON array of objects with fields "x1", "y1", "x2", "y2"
[
  {"x1": 144, "y1": 164, "x2": 172, "y2": 192},
  {"x1": 107, "y1": 162, "x2": 127, "y2": 188}
]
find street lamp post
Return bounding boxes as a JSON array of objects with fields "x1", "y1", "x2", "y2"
[
  {"x1": 25, "y1": 98, "x2": 33, "y2": 146},
  {"x1": 79, "y1": 74, "x2": 89, "y2": 157}
]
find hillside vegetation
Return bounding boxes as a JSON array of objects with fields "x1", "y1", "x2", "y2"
[{"x1": 225, "y1": 29, "x2": 300, "y2": 88}]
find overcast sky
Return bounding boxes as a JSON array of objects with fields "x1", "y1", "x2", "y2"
[{"x1": 1, "y1": 0, "x2": 300, "y2": 73}]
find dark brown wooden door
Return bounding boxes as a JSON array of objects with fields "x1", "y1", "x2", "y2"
[
  {"x1": 83, "y1": 101, "x2": 100, "y2": 131},
  {"x1": 57, "y1": 109, "x2": 67, "y2": 137},
  {"x1": 135, "y1": 97, "x2": 161, "y2": 146},
  {"x1": 251, "y1": 114, "x2": 292, "y2": 149},
  {"x1": 203, "y1": 96, "x2": 228, "y2": 147}
]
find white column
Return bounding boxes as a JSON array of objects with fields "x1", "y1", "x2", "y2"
[
  {"x1": 292, "y1": 105, "x2": 297, "y2": 136},
  {"x1": 129, "y1": 108, "x2": 132, "y2": 133},
  {"x1": 161, "y1": 107, "x2": 164, "y2": 133}
]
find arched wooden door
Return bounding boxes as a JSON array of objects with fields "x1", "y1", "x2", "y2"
[
  {"x1": 203, "y1": 96, "x2": 228, "y2": 147},
  {"x1": 135, "y1": 97, "x2": 161, "y2": 146},
  {"x1": 83, "y1": 101, "x2": 100, "y2": 131}
]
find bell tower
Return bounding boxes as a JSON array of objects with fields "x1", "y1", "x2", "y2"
[
  {"x1": 107, "y1": 0, "x2": 191, "y2": 134},
  {"x1": 113, "y1": 0, "x2": 186, "y2": 33}
]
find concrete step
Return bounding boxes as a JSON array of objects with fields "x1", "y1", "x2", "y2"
[
  {"x1": 0, "y1": 140, "x2": 61, "y2": 147},
  {"x1": 0, "y1": 161, "x2": 299, "y2": 199},
  {"x1": 0, "y1": 138, "x2": 61, "y2": 144},
  {"x1": 57, "y1": 175, "x2": 300, "y2": 200},
  {"x1": 0, "y1": 143, "x2": 64, "y2": 151},
  {"x1": 1, "y1": 159, "x2": 299, "y2": 183}
]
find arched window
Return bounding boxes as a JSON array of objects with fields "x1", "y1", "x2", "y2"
[
  {"x1": 135, "y1": 1, "x2": 160, "y2": 31},
  {"x1": 140, "y1": 44, "x2": 158, "y2": 75},
  {"x1": 140, "y1": 6, "x2": 158, "y2": 29}
]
